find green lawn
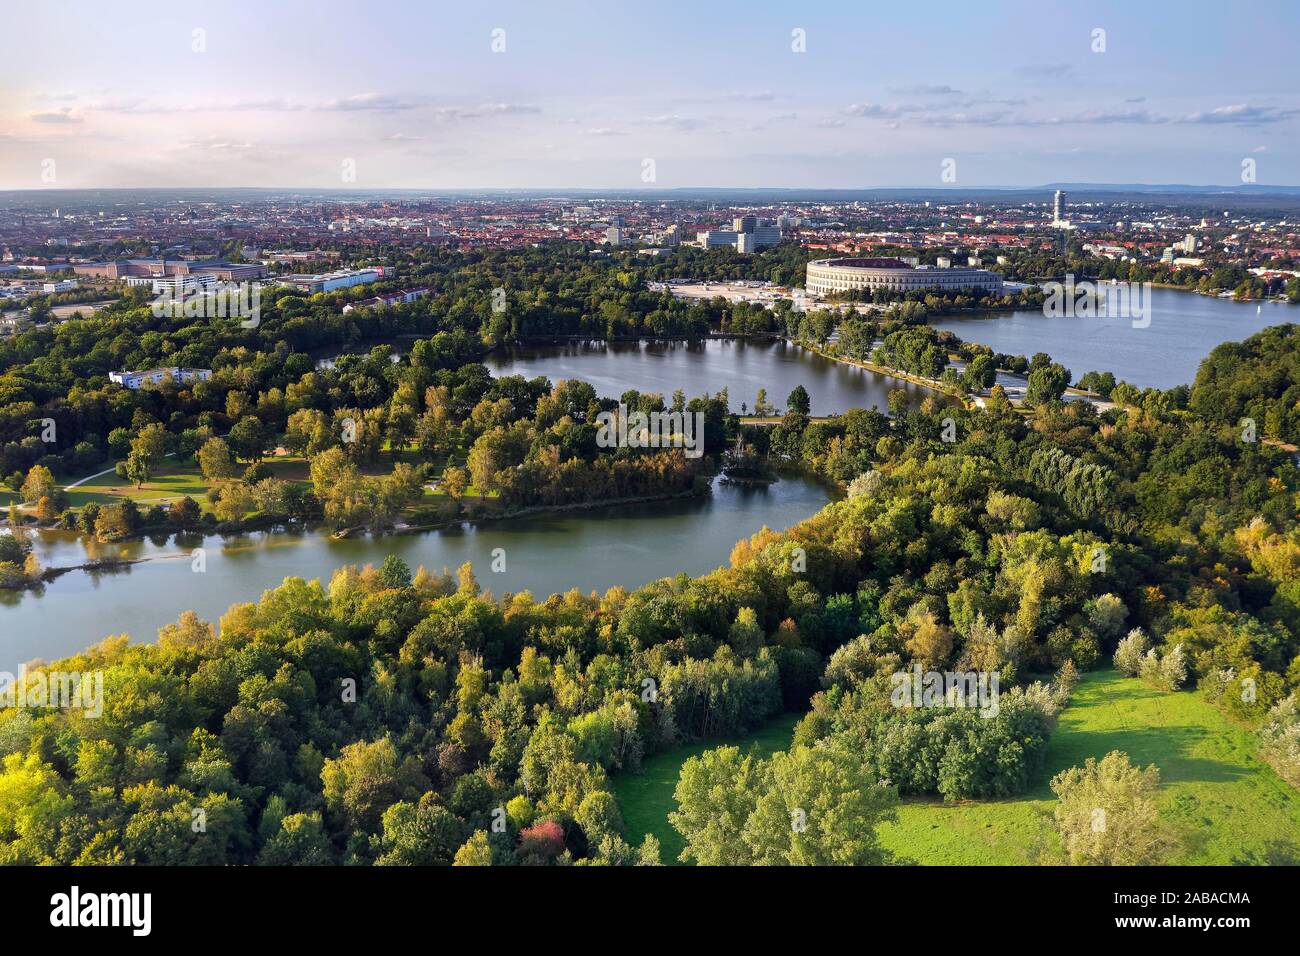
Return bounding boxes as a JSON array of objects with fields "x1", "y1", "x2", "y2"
[
  {"x1": 62, "y1": 461, "x2": 212, "y2": 509},
  {"x1": 611, "y1": 670, "x2": 1300, "y2": 866},
  {"x1": 611, "y1": 712, "x2": 799, "y2": 865},
  {"x1": 882, "y1": 668, "x2": 1300, "y2": 865}
]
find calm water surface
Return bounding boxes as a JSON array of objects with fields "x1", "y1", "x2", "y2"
[
  {"x1": 1, "y1": 475, "x2": 832, "y2": 670},
  {"x1": 932, "y1": 288, "x2": 1295, "y2": 390},
  {"x1": 488, "y1": 338, "x2": 938, "y2": 414}
]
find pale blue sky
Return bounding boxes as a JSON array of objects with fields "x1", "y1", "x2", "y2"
[{"x1": 2, "y1": 0, "x2": 1296, "y2": 189}]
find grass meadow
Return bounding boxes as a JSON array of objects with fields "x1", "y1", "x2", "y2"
[{"x1": 612, "y1": 670, "x2": 1300, "y2": 865}]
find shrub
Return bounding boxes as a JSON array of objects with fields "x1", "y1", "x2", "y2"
[
  {"x1": 1050, "y1": 751, "x2": 1176, "y2": 865},
  {"x1": 1053, "y1": 659, "x2": 1079, "y2": 706},
  {"x1": 1139, "y1": 643, "x2": 1187, "y2": 691},
  {"x1": 1084, "y1": 593, "x2": 1127, "y2": 643},
  {"x1": 518, "y1": 820, "x2": 566, "y2": 861},
  {"x1": 1113, "y1": 628, "x2": 1149, "y2": 676},
  {"x1": 847, "y1": 470, "x2": 883, "y2": 499},
  {"x1": 1257, "y1": 694, "x2": 1300, "y2": 790}
]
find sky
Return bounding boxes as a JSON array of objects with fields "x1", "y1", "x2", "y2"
[{"x1": 1, "y1": 0, "x2": 1297, "y2": 190}]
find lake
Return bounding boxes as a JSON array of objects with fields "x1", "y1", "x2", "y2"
[
  {"x1": 932, "y1": 288, "x2": 1296, "y2": 390},
  {"x1": 487, "y1": 338, "x2": 937, "y2": 415},
  {"x1": 0, "y1": 474, "x2": 832, "y2": 671}
]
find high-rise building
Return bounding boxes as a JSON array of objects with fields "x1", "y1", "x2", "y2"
[
  {"x1": 656, "y1": 224, "x2": 681, "y2": 246},
  {"x1": 697, "y1": 217, "x2": 783, "y2": 253},
  {"x1": 1052, "y1": 190, "x2": 1066, "y2": 226},
  {"x1": 606, "y1": 226, "x2": 626, "y2": 246}
]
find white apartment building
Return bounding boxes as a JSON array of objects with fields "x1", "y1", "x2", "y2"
[{"x1": 109, "y1": 367, "x2": 213, "y2": 390}]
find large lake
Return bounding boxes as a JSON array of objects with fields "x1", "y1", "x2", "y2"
[
  {"x1": 487, "y1": 338, "x2": 937, "y2": 415},
  {"x1": 0, "y1": 475, "x2": 831, "y2": 671},
  {"x1": 933, "y1": 288, "x2": 1296, "y2": 390}
]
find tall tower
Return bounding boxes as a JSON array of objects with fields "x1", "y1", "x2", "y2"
[{"x1": 1052, "y1": 189, "x2": 1065, "y2": 226}]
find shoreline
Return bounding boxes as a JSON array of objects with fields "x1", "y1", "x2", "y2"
[{"x1": 0, "y1": 484, "x2": 721, "y2": 589}]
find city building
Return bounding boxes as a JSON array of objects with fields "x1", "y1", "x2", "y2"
[
  {"x1": 1052, "y1": 190, "x2": 1067, "y2": 227},
  {"x1": 696, "y1": 217, "x2": 783, "y2": 253},
  {"x1": 41, "y1": 280, "x2": 78, "y2": 293},
  {"x1": 109, "y1": 367, "x2": 213, "y2": 390},
  {"x1": 72, "y1": 259, "x2": 266, "y2": 281},
  {"x1": 152, "y1": 275, "x2": 220, "y2": 297},
  {"x1": 342, "y1": 288, "x2": 432, "y2": 312},
  {"x1": 605, "y1": 226, "x2": 626, "y2": 246},
  {"x1": 805, "y1": 257, "x2": 1004, "y2": 297},
  {"x1": 654, "y1": 224, "x2": 682, "y2": 246},
  {"x1": 278, "y1": 268, "x2": 381, "y2": 294}
]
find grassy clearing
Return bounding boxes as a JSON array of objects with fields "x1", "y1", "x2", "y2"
[
  {"x1": 610, "y1": 670, "x2": 1300, "y2": 865},
  {"x1": 885, "y1": 669, "x2": 1300, "y2": 864},
  {"x1": 611, "y1": 712, "x2": 799, "y2": 865},
  {"x1": 61, "y1": 461, "x2": 212, "y2": 509}
]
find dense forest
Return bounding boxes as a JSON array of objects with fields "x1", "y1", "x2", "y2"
[
  {"x1": 2, "y1": 242, "x2": 1300, "y2": 865},
  {"x1": 3, "y1": 316, "x2": 1300, "y2": 862}
]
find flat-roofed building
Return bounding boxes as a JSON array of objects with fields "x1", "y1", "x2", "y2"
[
  {"x1": 109, "y1": 367, "x2": 213, "y2": 390},
  {"x1": 73, "y1": 259, "x2": 266, "y2": 281},
  {"x1": 279, "y1": 268, "x2": 381, "y2": 294}
]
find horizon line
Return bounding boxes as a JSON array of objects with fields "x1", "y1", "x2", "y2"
[{"x1": 2, "y1": 182, "x2": 1299, "y2": 194}]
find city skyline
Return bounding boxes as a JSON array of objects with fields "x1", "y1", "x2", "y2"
[{"x1": 2, "y1": 0, "x2": 1298, "y2": 190}]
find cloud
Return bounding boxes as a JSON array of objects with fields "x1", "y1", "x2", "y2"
[
  {"x1": 319, "y1": 93, "x2": 422, "y2": 112},
  {"x1": 178, "y1": 136, "x2": 252, "y2": 148},
  {"x1": 887, "y1": 84, "x2": 962, "y2": 96},
  {"x1": 644, "y1": 114, "x2": 702, "y2": 130},
  {"x1": 1068, "y1": 108, "x2": 1166, "y2": 125},
  {"x1": 1180, "y1": 103, "x2": 1299, "y2": 125},
  {"x1": 842, "y1": 103, "x2": 902, "y2": 118},
  {"x1": 1017, "y1": 64, "x2": 1073, "y2": 78},
  {"x1": 87, "y1": 96, "x2": 302, "y2": 114},
  {"x1": 839, "y1": 98, "x2": 1298, "y2": 129},
  {"x1": 715, "y1": 91, "x2": 775, "y2": 102},
  {"x1": 29, "y1": 108, "x2": 82, "y2": 124},
  {"x1": 907, "y1": 109, "x2": 1015, "y2": 127},
  {"x1": 430, "y1": 103, "x2": 540, "y2": 122},
  {"x1": 581, "y1": 127, "x2": 623, "y2": 136},
  {"x1": 78, "y1": 94, "x2": 540, "y2": 123}
]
